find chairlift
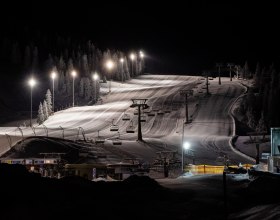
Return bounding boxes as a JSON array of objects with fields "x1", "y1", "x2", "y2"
[
  {"x1": 164, "y1": 109, "x2": 171, "y2": 113},
  {"x1": 95, "y1": 130, "x2": 105, "y2": 144},
  {"x1": 113, "y1": 132, "x2": 122, "y2": 145},
  {"x1": 113, "y1": 138, "x2": 122, "y2": 145},
  {"x1": 143, "y1": 108, "x2": 151, "y2": 114},
  {"x1": 110, "y1": 119, "x2": 119, "y2": 131},
  {"x1": 126, "y1": 121, "x2": 135, "y2": 133},
  {"x1": 110, "y1": 125, "x2": 119, "y2": 132},
  {"x1": 140, "y1": 115, "x2": 146, "y2": 122},
  {"x1": 148, "y1": 111, "x2": 155, "y2": 116},
  {"x1": 134, "y1": 109, "x2": 139, "y2": 115},
  {"x1": 122, "y1": 113, "x2": 130, "y2": 121},
  {"x1": 95, "y1": 137, "x2": 105, "y2": 144}
]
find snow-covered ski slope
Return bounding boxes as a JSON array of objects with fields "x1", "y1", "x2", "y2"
[{"x1": 0, "y1": 75, "x2": 252, "y2": 164}]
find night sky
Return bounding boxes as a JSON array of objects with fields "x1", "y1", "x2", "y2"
[{"x1": 2, "y1": 1, "x2": 280, "y2": 73}]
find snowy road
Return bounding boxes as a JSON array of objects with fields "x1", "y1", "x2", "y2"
[{"x1": 0, "y1": 75, "x2": 252, "y2": 165}]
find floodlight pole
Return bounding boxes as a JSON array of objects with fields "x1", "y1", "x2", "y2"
[{"x1": 216, "y1": 63, "x2": 223, "y2": 85}]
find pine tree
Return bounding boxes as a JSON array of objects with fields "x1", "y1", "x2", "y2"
[
  {"x1": 84, "y1": 77, "x2": 91, "y2": 100},
  {"x1": 37, "y1": 102, "x2": 45, "y2": 124},
  {"x1": 45, "y1": 89, "x2": 53, "y2": 115},
  {"x1": 244, "y1": 61, "x2": 250, "y2": 79},
  {"x1": 10, "y1": 42, "x2": 21, "y2": 64},
  {"x1": 254, "y1": 62, "x2": 261, "y2": 88},
  {"x1": 79, "y1": 78, "x2": 85, "y2": 97},
  {"x1": 82, "y1": 54, "x2": 89, "y2": 76},
  {"x1": 256, "y1": 112, "x2": 267, "y2": 133},
  {"x1": 246, "y1": 107, "x2": 256, "y2": 130},
  {"x1": 31, "y1": 46, "x2": 39, "y2": 71},
  {"x1": 124, "y1": 57, "x2": 130, "y2": 80},
  {"x1": 24, "y1": 45, "x2": 31, "y2": 69},
  {"x1": 66, "y1": 59, "x2": 74, "y2": 95},
  {"x1": 43, "y1": 100, "x2": 49, "y2": 120}
]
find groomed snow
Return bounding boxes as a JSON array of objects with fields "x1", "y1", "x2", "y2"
[{"x1": 0, "y1": 75, "x2": 253, "y2": 165}]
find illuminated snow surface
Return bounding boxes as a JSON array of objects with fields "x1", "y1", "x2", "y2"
[{"x1": 0, "y1": 75, "x2": 253, "y2": 165}]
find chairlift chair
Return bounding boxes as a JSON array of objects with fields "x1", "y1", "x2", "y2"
[
  {"x1": 126, "y1": 121, "x2": 135, "y2": 133},
  {"x1": 148, "y1": 111, "x2": 155, "y2": 116},
  {"x1": 134, "y1": 109, "x2": 139, "y2": 115},
  {"x1": 113, "y1": 132, "x2": 122, "y2": 145},
  {"x1": 113, "y1": 138, "x2": 122, "y2": 145},
  {"x1": 110, "y1": 125, "x2": 119, "y2": 132},
  {"x1": 157, "y1": 110, "x2": 164, "y2": 115},
  {"x1": 95, "y1": 137, "x2": 105, "y2": 144},
  {"x1": 122, "y1": 113, "x2": 130, "y2": 121},
  {"x1": 140, "y1": 115, "x2": 146, "y2": 122},
  {"x1": 164, "y1": 109, "x2": 171, "y2": 113}
]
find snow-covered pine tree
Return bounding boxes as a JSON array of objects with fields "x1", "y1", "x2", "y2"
[
  {"x1": 37, "y1": 102, "x2": 45, "y2": 124},
  {"x1": 82, "y1": 54, "x2": 89, "y2": 76},
  {"x1": 66, "y1": 59, "x2": 74, "y2": 95},
  {"x1": 79, "y1": 77, "x2": 85, "y2": 97},
  {"x1": 45, "y1": 89, "x2": 53, "y2": 115},
  {"x1": 84, "y1": 77, "x2": 91, "y2": 100},
  {"x1": 43, "y1": 100, "x2": 49, "y2": 121},
  {"x1": 123, "y1": 57, "x2": 130, "y2": 80}
]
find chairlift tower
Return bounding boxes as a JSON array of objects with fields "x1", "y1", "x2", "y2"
[
  {"x1": 179, "y1": 89, "x2": 193, "y2": 124},
  {"x1": 130, "y1": 99, "x2": 149, "y2": 141}
]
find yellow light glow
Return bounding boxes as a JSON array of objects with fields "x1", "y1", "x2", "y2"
[
  {"x1": 71, "y1": 70, "x2": 77, "y2": 77},
  {"x1": 130, "y1": 53, "x2": 135, "y2": 61},
  {"x1": 106, "y1": 60, "x2": 114, "y2": 70},
  {"x1": 93, "y1": 72, "x2": 99, "y2": 80},
  {"x1": 51, "y1": 71, "x2": 56, "y2": 79}
]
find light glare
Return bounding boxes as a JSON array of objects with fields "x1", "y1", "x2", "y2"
[
  {"x1": 29, "y1": 78, "x2": 36, "y2": 87},
  {"x1": 130, "y1": 53, "x2": 135, "y2": 61},
  {"x1": 71, "y1": 70, "x2": 77, "y2": 77},
  {"x1": 106, "y1": 60, "x2": 114, "y2": 70},
  {"x1": 51, "y1": 72, "x2": 56, "y2": 79},
  {"x1": 183, "y1": 142, "x2": 190, "y2": 150}
]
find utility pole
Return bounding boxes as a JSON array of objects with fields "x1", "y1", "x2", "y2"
[
  {"x1": 179, "y1": 89, "x2": 193, "y2": 124},
  {"x1": 227, "y1": 63, "x2": 234, "y2": 81},
  {"x1": 216, "y1": 63, "x2": 223, "y2": 85},
  {"x1": 130, "y1": 99, "x2": 149, "y2": 141}
]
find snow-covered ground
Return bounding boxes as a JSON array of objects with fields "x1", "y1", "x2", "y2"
[{"x1": 0, "y1": 75, "x2": 253, "y2": 165}]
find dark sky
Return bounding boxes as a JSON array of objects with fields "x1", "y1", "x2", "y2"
[{"x1": 3, "y1": 1, "x2": 280, "y2": 73}]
